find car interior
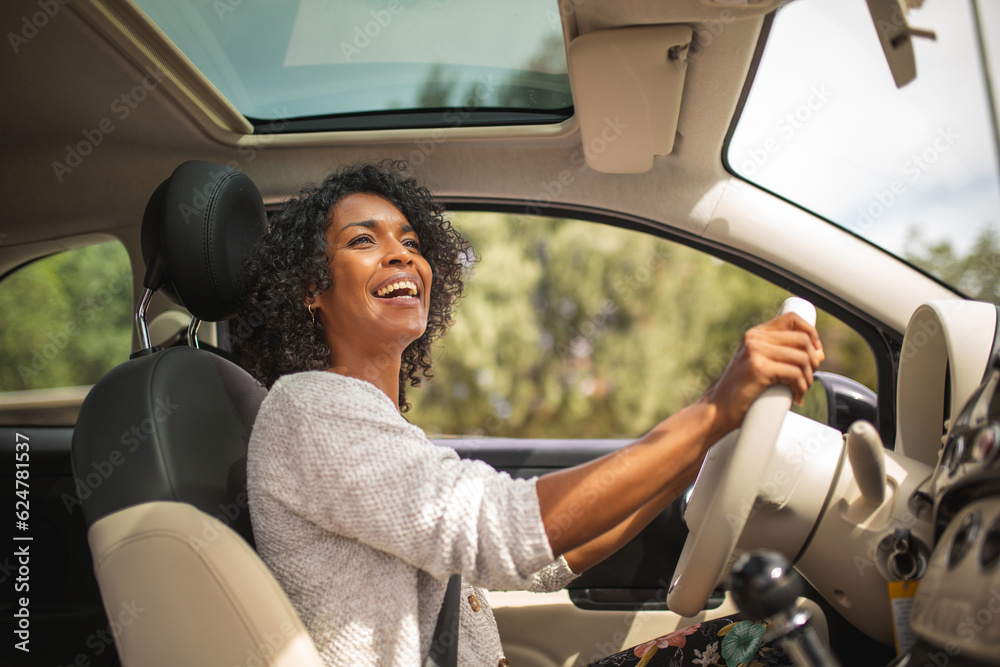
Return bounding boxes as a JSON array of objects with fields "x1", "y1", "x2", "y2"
[{"x1": 2, "y1": 0, "x2": 999, "y2": 666}]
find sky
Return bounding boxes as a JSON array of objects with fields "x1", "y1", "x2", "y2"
[
  {"x1": 285, "y1": 0, "x2": 564, "y2": 70},
  {"x1": 728, "y1": 0, "x2": 1000, "y2": 260}
]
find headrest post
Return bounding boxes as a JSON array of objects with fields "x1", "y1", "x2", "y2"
[
  {"x1": 135, "y1": 287, "x2": 154, "y2": 350},
  {"x1": 187, "y1": 317, "x2": 202, "y2": 350}
]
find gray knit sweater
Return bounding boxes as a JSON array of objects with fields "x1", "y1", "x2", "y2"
[{"x1": 247, "y1": 371, "x2": 578, "y2": 666}]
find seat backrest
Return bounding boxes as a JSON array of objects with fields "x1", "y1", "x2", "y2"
[{"x1": 71, "y1": 160, "x2": 323, "y2": 666}]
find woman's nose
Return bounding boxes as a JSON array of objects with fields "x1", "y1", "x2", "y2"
[{"x1": 384, "y1": 241, "x2": 414, "y2": 265}]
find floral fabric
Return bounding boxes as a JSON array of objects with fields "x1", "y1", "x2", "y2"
[{"x1": 586, "y1": 617, "x2": 791, "y2": 667}]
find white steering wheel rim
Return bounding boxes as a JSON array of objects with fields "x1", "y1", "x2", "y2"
[{"x1": 666, "y1": 298, "x2": 816, "y2": 617}]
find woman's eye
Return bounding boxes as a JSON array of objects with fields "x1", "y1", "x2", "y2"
[
  {"x1": 404, "y1": 238, "x2": 421, "y2": 251},
  {"x1": 348, "y1": 234, "x2": 374, "y2": 246}
]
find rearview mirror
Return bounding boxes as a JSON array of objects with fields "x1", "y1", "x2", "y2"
[{"x1": 865, "y1": 0, "x2": 936, "y2": 88}]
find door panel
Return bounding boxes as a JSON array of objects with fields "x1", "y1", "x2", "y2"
[
  {"x1": 0, "y1": 427, "x2": 120, "y2": 667},
  {"x1": 449, "y1": 437, "x2": 699, "y2": 606},
  {"x1": 492, "y1": 590, "x2": 744, "y2": 667}
]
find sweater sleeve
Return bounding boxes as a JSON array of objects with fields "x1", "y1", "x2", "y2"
[
  {"x1": 528, "y1": 555, "x2": 579, "y2": 592},
  {"x1": 254, "y1": 372, "x2": 558, "y2": 590}
]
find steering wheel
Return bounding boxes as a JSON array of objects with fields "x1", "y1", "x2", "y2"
[{"x1": 666, "y1": 297, "x2": 817, "y2": 617}]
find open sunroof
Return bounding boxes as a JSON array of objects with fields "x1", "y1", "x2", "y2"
[{"x1": 133, "y1": 0, "x2": 573, "y2": 132}]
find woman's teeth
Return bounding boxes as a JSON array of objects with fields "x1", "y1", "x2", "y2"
[{"x1": 375, "y1": 280, "x2": 418, "y2": 297}]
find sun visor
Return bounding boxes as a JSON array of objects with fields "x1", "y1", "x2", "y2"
[{"x1": 567, "y1": 25, "x2": 692, "y2": 174}]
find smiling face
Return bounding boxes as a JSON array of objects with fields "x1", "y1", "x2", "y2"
[{"x1": 311, "y1": 193, "x2": 433, "y2": 370}]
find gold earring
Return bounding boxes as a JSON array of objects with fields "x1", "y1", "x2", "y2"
[{"x1": 307, "y1": 304, "x2": 315, "y2": 323}]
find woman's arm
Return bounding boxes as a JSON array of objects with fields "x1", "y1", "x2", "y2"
[
  {"x1": 537, "y1": 312, "x2": 824, "y2": 562},
  {"x1": 560, "y1": 451, "x2": 701, "y2": 573}
]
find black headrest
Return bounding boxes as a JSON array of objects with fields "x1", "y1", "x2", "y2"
[{"x1": 141, "y1": 161, "x2": 267, "y2": 322}]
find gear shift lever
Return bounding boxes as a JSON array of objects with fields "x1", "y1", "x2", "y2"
[{"x1": 730, "y1": 550, "x2": 840, "y2": 667}]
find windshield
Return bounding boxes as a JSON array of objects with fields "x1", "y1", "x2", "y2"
[{"x1": 729, "y1": 0, "x2": 1000, "y2": 303}]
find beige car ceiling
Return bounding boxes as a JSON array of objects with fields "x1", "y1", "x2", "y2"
[
  {"x1": 3, "y1": 0, "x2": 956, "y2": 335},
  {"x1": 2, "y1": 0, "x2": 778, "y2": 254}
]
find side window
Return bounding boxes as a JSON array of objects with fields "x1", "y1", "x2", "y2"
[
  {"x1": 408, "y1": 213, "x2": 876, "y2": 438},
  {"x1": 0, "y1": 241, "x2": 133, "y2": 424}
]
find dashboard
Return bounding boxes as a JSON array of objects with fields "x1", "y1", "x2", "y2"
[
  {"x1": 908, "y1": 305, "x2": 1000, "y2": 665},
  {"x1": 721, "y1": 300, "x2": 1000, "y2": 663}
]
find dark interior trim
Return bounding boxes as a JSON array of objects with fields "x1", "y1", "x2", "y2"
[{"x1": 250, "y1": 108, "x2": 574, "y2": 134}]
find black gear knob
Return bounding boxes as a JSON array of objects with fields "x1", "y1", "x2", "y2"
[
  {"x1": 730, "y1": 550, "x2": 841, "y2": 667},
  {"x1": 730, "y1": 550, "x2": 803, "y2": 620}
]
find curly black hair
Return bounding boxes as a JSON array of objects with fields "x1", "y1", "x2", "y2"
[{"x1": 234, "y1": 161, "x2": 469, "y2": 410}]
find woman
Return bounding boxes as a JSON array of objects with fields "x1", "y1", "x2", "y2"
[{"x1": 238, "y1": 162, "x2": 823, "y2": 667}]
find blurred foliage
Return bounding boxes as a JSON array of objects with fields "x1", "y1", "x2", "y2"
[
  {"x1": 409, "y1": 213, "x2": 878, "y2": 438},
  {"x1": 0, "y1": 242, "x2": 132, "y2": 392},
  {"x1": 904, "y1": 226, "x2": 1000, "y2": 304},
  {"x1": 6, "y1": 217, "x2": 997, "y2": 437},
  {"x1": 411, "y1": 32, "x2": 571, "y2": 111},
  {"x1": 0, "y1": 220, "x2": 881, "y2": 438}
]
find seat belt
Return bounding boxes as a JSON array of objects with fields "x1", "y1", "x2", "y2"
[{"x1": 424, "y1": 574, "x2": 462, "y2": 667}]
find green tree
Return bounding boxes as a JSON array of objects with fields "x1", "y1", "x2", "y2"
[
  {"x1": 905, "y1": 226, "x2": 1000, "y2": 304},
  {"x1": 0, "y1": 242, "x2": 132, "y2": 392},
  {"x1": 409, "y1": 214, "x2": 876, "y2": 438}
]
